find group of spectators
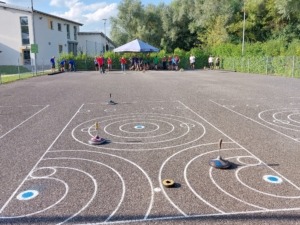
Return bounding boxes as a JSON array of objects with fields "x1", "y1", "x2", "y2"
[
  {"x1": 94, "y1": 55, "x2": 113, "y2": 74},
  {"x1": 50, "y1": 56, "x2": 76, "y2": 73},
  {"x1": 208, "y1": 56, "x2": 220, "y2": 70},
  {"x1": 126, "y1": 55, "x2": 182, "y2": 71},
  {"x1": 50, "y1": 54, "x2": 220, "y2": 73}
]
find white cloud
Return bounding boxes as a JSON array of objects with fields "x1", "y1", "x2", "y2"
[
  {"x1": 2, "y1": 0, "x2": 118, "y2": 36},
  {"x1": 49, "y1": 0, "x2": 78, "y2": 7},
  {"x1": 51, "y1": 1, "x2": 118, "y2": 34}
]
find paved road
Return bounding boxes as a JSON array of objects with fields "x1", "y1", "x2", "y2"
[{"x1": 0, "y1": 69, "x2": 299, "y2": 224}]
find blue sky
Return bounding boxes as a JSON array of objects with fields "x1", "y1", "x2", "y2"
[{"x1": 2, "y1": 0, "x2": 171, "y2": 36}]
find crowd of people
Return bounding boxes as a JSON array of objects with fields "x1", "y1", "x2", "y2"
[
  {"x1": 50, "y1": 56, "x2": 76, "y2": 73},
  {"x1": 208, "y1": 56, "x2": 220, "y2": 70},
  {"x1": 50, "y1": 54, "x2": 221, "y2": 73}
]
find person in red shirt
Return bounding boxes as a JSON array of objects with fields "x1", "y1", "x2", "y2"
[
  {"x1": 96, "y1": 55, "x2": 105, "y2": 74},
  {"x1": 107, "y1": 57, "x2": 112, "y2": 72},
  {"x1": 120, "y1": 56, "x2": 127, "y2": 73}
]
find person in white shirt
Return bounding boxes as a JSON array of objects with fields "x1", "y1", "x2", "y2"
[
  {"x1": 208, "y1": 56, "x2": 214, "y2": 69},
  {"x1": 189, "y1": 54, "x2": 195, "y2": 70}
]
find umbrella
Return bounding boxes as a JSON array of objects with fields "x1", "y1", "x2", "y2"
[{"x1": 113, "y1": 39, "x2": 159, "y2": 53}]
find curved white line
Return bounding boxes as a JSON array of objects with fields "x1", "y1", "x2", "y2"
[
  {"x1": 103, "y1": 118, "x2": 187, "y2": 144},
  {"x1": 119, "y1": 122, "x2": 159, "y2": 133},
  {"x1": 103, "y1": 118, "x2": 175, "y2": 139},
  {"x1": 72, "y1": 113, "x2": 205, "y2": 151},
  {"x1": 235, "y1": 165, "x2": 300, "y2": 199},
  {"x1": 208, "y1": 157, "x2": 268, "y2": 210},
  {"x1": 0, "y1": 176, "x2": 69, "y2": 219},
  {"x1": 236, "y1": 156, "x2": 261, "y2": 166},
  {"x1": 43, "y1": 158, "x2": 124, "y2": 223},
  {"x1": 272, "y1": 110, "x2": 300, "y2": 129},
  {"x1": 0, "y1": 104, "x2": 84, "y2": 215},
  {"x1": 160, "y1": 142, "x2": 235, "y2": 216},
  {"x1": 287, "y1": 113, "x2": 300, "y2": 124},
  {"x1": 259, "y1": 108, "x2": 300, "y2": 131},
  {"x1": 29, "y1": 167, "x2": 57, "y2": 178},
  {"x1": 47, "y1": 150, "x2": 154, "y2": 220},
  {"x1": 184, "y1": 149, "x2": 225, "y2": 213}
]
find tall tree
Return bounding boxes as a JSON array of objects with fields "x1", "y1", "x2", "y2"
[{"x1": 110, "y1": 0, "x2": 145, "y2": 46}]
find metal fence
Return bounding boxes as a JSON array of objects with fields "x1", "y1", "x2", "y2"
[
  {"x1": 0, "y1": 62, "x2": 51, "y2": 84},
  {"x1": 221, "y1": 56, "x2": 300, "y2": 78}
]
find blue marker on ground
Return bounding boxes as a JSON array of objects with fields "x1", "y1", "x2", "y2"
[
  {"x1": 263, "y1": 175, "x2": 283, "y2": 184},
  {"x1": 134, "y1": 125, "x2": 145, "y2": 129},
  {"x1": 17, "y1": 190, "x2": 39, "y2": 200}
]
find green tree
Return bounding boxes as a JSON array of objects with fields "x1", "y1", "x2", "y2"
[{"x1": 110, "y1": 0, "x2": 145, "y2": 46}]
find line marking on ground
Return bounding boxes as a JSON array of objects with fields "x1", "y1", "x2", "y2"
[
  {"x1": 0, "y1": 104, "x2": 84, "y2": 214},
  {"x1": 210, "y1": 100, "x2": 300, "y2": 143},
  {"x1": 0, "y1": 105, "x2": 49, "y2": 139}
]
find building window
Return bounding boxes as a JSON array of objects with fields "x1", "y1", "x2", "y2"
[
  {"x1": 58, "y1": 23, "x2": 62, "y2": 31},
  {"x1": 66, "y1": 24, "x2": 70, "y2": 39},
  {"x1": 20, "y1": 16, "x2": 30, "y2": 45},
  {"x1": 74, "y1": 26, "x2": 77, "y2": 40},
  {"x1": 59, "y1": 45, "x2": 63, "y2": 53},
  {"x1": 48, "y1": 20, "x2": 54, "y2": 30}
]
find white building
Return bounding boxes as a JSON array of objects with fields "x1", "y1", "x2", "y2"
[
  {"x1": 0, "y1": 2, "x2": 115, "y2": 70},
  {"x1": 78, "y1": 32, "x2": 115, "y2": 56}
]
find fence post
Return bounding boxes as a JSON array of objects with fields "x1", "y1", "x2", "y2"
[
  {"x1": 0, "y1": 73, "x2": 2, "y2": 84},
  {"x1": 265, "y1": 57, "x2": 268, "y2": 75},
  {"x1": 42, "y1": 59, "x2": 44, "y2": 74},
  {"x1": 292, "y1": 56, "x2": 295, "y2": 78},
  {"x1": 18, "y1": 58, "x2": 21, "y2": 80},
  {"x1": 233, "y1": 60, "x2": 235, "y2": 71},
  {"x1": 247, "y1": 58, "x2": 250, "y2": 73}
]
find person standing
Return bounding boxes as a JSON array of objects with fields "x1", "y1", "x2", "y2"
[
  {"x1": 208, "y1": 56, "x2": 214, "y2": 69},
  {"x1": 215, "y1": 57, "x2": 220, "y2": 69},
  {"x1": 107, "y1": 57, "x2": 112, "y2": 72},
  {"x1": 162, "y1": 56, "x2": 167, "y2": 70},
  {"x1": 189, "y1": 54, "x2": 195, "y2": 70},
  {"x1": 174, "y1": 55, "x2": 180, "y2": 71},
  {"x1": 153, "y1": 55, "x2": 159, "y2": 70},
  {"x1": 120, "y1": 56, "x2": 127, "y2": 73},
  {"x1": 168, "y1": 55, "x2": 172, "y2": 70},
  {"x1": 50, "y1": 56, "x2": 55, "y2": 72},
  {"x1": 97, "y1": 55, "x2": 105, "y2": 74},
  {"x1": 94, "y1": 57, "x2": 98, "y2": 71}
]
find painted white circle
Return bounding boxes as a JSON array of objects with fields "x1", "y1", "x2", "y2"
[
  {"x1": 259, "y1": 109, "x2": 300, "y2": 131},
  {"x1": 17, "y1": 190, "x2": 39, "y2": 201},
  {"x1": 237, "y1": 156, "x2": 261, "y2": 166},
  {"x1": 30, "y1": 167, "x2": 57, "y2": 178},
  {"x1": 72, "y1": 114, "x2": 206, "y2": 151},
  {"x1": 288, "y1": 113, "x2": 300, "y2": 124},
  {"x1": 263, "y1": 175, "x2": 283, "y2": 184},
  {"x1": 102, "y1": 118, "x2": 175, "y2": 140},
  {"x1": 119, "y1": 122, "x2": 159, "y2": 133}
]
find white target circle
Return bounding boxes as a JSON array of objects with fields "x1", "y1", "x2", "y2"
[
  {"x1": 72, "y1": 113, "x2": 206, "y2": 151},
  {"x1": 119, "y1": 122, "x2": 160, "y2": 133}
]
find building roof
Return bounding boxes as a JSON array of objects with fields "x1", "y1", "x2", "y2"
[
  {"x1": 0, "y1": 2, "x2": 83, "y2": 26},
  {"x1": 78, "y1": 32, "x2": 115, "y2": 47}
]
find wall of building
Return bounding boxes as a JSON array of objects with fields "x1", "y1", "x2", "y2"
[
  {"x1": 0, "y1": 7, "x2": 32, "y2": 65},
  {"x1": 78, "y1": 33, "x2": 115, "y2": 57}
]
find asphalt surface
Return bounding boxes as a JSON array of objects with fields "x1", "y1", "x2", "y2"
[{"x1": 0, "y1": 69, "x2": 299, "y2": 225}]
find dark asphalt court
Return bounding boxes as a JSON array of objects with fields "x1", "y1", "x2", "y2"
[{"x1": 0, "y1": 69, "x2": 299, "y2": 225}]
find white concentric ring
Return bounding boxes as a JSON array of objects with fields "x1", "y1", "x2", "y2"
[
  {"x1": 72, "y1": 113, "x2": 206, "y2": 151},
  {"x1": 119, "y1": 122, "x2": 159, "y2": 133}
]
